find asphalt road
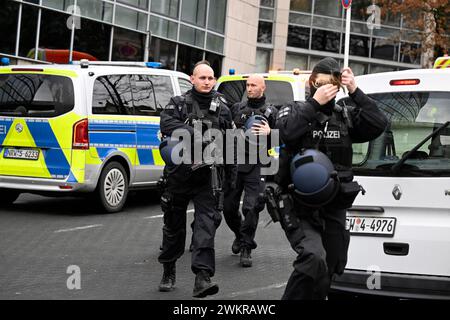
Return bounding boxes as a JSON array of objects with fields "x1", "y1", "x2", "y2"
[{"x1": 0, "y1": 192, "x2": 298, "y2": 300}]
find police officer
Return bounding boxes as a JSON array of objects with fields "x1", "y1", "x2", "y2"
[
  {"x1": 158, "y1": 60, "x2": 235, "y2": 298},
  {"x1": 275, "y1": 57, "x2": 388, "y2": 299},
  {"x1": 223, "y1": 74, "x2": 278, "y2": 267}
]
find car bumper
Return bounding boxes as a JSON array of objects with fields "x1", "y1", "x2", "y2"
[
  {"x1": 331, "y1": 269, "x2": 450, "y2": 300},
  {"x1": 0, "y1": 175, "x2": 95, "y2": 192}
]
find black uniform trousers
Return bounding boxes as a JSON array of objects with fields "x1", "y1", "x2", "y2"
[
  {"x1": 223, "y1": 165, "x2": 266, "y2": 250},
  {"x1": 281, "y1": 203, "x2": 350, "y2": 300},
  {"x1": 158, "y1": 172, "x2": 222, "y2": 277}
]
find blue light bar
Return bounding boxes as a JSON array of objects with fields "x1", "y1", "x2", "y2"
[
  {"x1": 1, "y1": 57, "x2": 10, "y2": 66},
  {"x1": 229, "y1": 68, "x2": 235, "y2": 75},
  {"x1": 146, "y1": 62, "x2": 162, "y2": 68}
]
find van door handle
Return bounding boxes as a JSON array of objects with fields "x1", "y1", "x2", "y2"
[{"x1": 383, "y1": 242, "x2": 409, "y2": 256}]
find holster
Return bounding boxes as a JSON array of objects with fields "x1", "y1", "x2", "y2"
[
  {"x1": 160, "y1": 191, "x2": 173, "y2": 214},
  {"x1": 331, "y1": 171, "x2": 363, "y2": 210}
]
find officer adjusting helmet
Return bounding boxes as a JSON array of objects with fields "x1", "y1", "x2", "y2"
[
  {"x1": 290, "y1": 149, "x2": 339, "y2": 207},
  {"x1": 159, "y1": 137, "x2": 184, "y2": 166},
  {"x1": 243, "y1": 114, "x2": 268, "y2": 146}
]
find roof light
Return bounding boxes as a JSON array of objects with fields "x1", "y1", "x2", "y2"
[
  {"x1": 229, "y1": 68, "x2": 235, "y2": 75},
  {"x1": 389, "y1": 79, "x2": 420, "y2": 86},
  {"x1": 146, "y1": 62, "x2": 162, "y2": 68},
  {"x1": 1, "y1": 57, "x2": 10, "y2": 66}
]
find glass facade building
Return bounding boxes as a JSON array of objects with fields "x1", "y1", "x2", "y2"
[
  {"x1": 0, "y1": 0, "x2": 227, "y2": 75},
  {"x1": 0, "y1": 0, "x2": 434, "y2": 76},
  {"x1": 257, "y1": 0, "x2": 425, "y2": 75}
]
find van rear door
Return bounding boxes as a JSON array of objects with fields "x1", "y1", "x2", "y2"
[{"x1": 0, "y1": 70, "x2": 76, "y2": 179}]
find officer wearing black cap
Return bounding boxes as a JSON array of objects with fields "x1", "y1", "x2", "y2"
[
  {"x1": 157, "y1": 60, "x2": 235, "y2": 298},
  {"x1": 274, "y1": 57, "x2": 388, "y2": 299},
  {"x1": 223, "y1": 74, "x2": 278, "y2": 267}
]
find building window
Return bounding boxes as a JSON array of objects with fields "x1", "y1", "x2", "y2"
[
  {"x1": 371, "y1": 38, "x2": 399, "y2": 61},
  {"x1": 205, "y1": 51, "x2": 223, "y2": 76},
  {"x1": 314, "y1": 0, "x2": 342, "y2": 18},
  {"x1": 345, "y1": 35, "x2": 370, "y2": 57},
  {"x1": 177, "y1": 44, "x2": 204, "y2": 75},
  {"x1": 287, "y1": 26, "x2": 309, "y2": 49},
  {"x1": 19, "y1": 4, "x2": 38, "y2": 58},
  {"x1": 39, "y1": 9, "x2": 72, "y2": 54},
  {"x1": 349, "y1": 61, "x2": 368, "y2": 75},
  {"x1": 400, "y1": 42, "x2": 421, "y2": 64},
  {"x1": 258, "y1": 0, "x2": 274, "y2": 45},
  {"x1": 258, "y1": 21, "x2": 273, "y2": 44},
  {"x1": 151, "y1": 0, "x2": 179, "y2": 19},
  {"x1": 290, "y1": 0, "x2": 312, "y2": 13},
  {"x1": 208, "y1": 0, "x2": 227, "y2": 34},
  {"x1": 148, "y1": 37, "x2": 176, "y2": 69},
  {"x1": 206, "y1": 33, "x2": 224, "y2": 54},
  {"x1": 74, "y1": 18, "x2": 111, "y2": 61},
  {"x1": 112, "y1": 27, "x2": 144, "y2": 61},
  {"x1": 77, "y1": 0, "x2": 113, "y2": 23},
  {"x1": 285, "y1": 52, "x2": 308, "y2": 70},
  {"x1": 179, "y1": 25, "x2": 205, "y2": 48},
  {"x1": 42, "y1": 0, "x2": 74, "y2": 11},
  {"x1": 115, "y1": 4, "x2": 147, "y2": 32},
  {"x1": 370, "y1": 64, "x2": 396, "y2": 74},
  {"x1": 0, "y1": 0, "x2": 19, "y2": 55},
  {"x1": 255, "y1": 48, "x2": 270, "y2": 72},
  {"x1": 181, "y1": 0, "x2": 207, "y2": 27},
  {"x1": 150, "y1": 16, "x2": 178, "y2": 40},
  {"x1": 311, "y1": 29, "x2": 340, "y2": 53},
  {"x1": 117, "y1": 0, "x2": 149, "y2": 10}
]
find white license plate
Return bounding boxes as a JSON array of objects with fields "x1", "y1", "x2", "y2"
[
  {"x1": 4, "y1": 148, "x2": 40, "y2": 160},
  {"x1": 346, "y1": 216, "x2": 396, "y2": 237}
]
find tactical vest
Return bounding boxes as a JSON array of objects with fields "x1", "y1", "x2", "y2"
[
  {"x1": 301, "y1": 106, "x2": 353, "y2": 169},
  {"x1": 184, "y1": 92, "x2": 224, "y2": 131},
  {"x1": 233, "y1": 101, "x2": 275, "y2": 128}
]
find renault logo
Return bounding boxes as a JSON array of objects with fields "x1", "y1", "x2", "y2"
[
  {"x1": 15, "y1": 123, "x2": 23, "y2": 133},
  {"x1": 392, "y1": 185, "x2": 402, "y2": 200}
]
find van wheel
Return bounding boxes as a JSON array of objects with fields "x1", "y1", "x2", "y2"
[
  {"x1": 1, "y1": 189, "x2": 20, "y2": 205},
  {"x1": 97, "y1": 162, "x2": 129, "y2": 213}
]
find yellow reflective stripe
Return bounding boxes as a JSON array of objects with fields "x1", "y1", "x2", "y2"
[
  {"x1": 152, "y1": 149, "x2": 165, "y2": 166},
  {"x1": 0, "y1": 68, "x2": 78, "y2": 78},
  {"x1": 86, "y1": 148, "x2": 102, "y2": 165},
  {"x1": 433, "y1": 58, "x2": 450, "y2": 69},
  {"x1": 118, "y1": 148, "x2": 136, "y2": 166},
  {"x1": 265, "y1": 76, "x2": 296, "y2": 82},
  {"x1": 71, "y1": 150, "x2": 86, "y2": 183},
  {"x1": 49, "y1": 112, "x2": 83, "y2": 160},
  {"x1": 217, "y1": 75, "x2": 247, "y2": 83}
]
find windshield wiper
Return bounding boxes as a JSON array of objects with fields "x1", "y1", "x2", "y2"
[{"x1": 391, "y1": 121, "x2": 450, "y2": 173}]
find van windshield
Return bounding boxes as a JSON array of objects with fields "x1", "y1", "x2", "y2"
[
  {"x1": 217, "y1": 80, "x2": 294, "y2": 108},
  {"x1": 0, "y1": 74, "x2": 74, "y2": 117},
  {"x1": 344, "y1": 91, "x2": 450, "y2": 177}
]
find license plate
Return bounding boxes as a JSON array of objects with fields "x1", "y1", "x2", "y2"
[
  {"x1": 4, "y1": 148, "x2": 40, "y2": 160},
  {"x1": 346, "y1": 216, "x2": 396, "y2": 237}
]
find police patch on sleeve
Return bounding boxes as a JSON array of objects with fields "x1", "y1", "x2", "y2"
[
  {"x1": 219, "y1": 96, "x2": 227, "y2": 105},
  {"x1": 277, "y1": 106, "x2": 290, "y2": 119}
]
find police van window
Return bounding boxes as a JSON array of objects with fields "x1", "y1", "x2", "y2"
[
  {"x1": 92, "y1": 75, "x2": 133, "y2": 115},
  {"x1": 132, "y1": 74, "x2": 158, "y2": 116},
  {"x1": 218, "y1": 80, "x2": 294, "y2": 108},
  {"x1": 342, "y1": 91, "x2": 450, "y2": 177},
  {"x1": 0, "y1": 74, "x2": 74, "y2": 118},
  {"x1": 178, "y1": 77, "x2": 192, "y2": 95},
  {"x1": 148, "y1": 75, "x2": 174, "y2": 111}
]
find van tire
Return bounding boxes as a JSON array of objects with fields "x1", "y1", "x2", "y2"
[
  {"x1": 1, "y1": 189, "x2": 20, "y2": 205},
  {"x1": 97, "y1": 162, "x2": 129, "y2": 213}
]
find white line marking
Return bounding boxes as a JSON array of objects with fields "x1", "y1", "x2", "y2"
[
  {"x1": 54, "y1": 224, "x2": 103, "y2": 233},
  {"x1": 224, "y1": 282, "x2": 287, "y2": 298},
  {"x1": 143, "y1": 214, "x2": 164, "y2": 219}
]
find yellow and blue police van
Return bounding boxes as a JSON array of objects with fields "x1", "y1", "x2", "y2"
[
  {"x1": 0, "y1": 60, "x2": 191, "y2": 212},
  {"x1": 216, "y1": 69, "x2": 312, "y2": 108}
]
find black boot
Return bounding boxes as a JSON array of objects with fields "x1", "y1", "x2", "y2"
[
  {"x1": 240, "y1": 248, "x2": 252, "y2": 267},
  {"x1": 231, "y1": 237, "x2": 241, "y2": 254},
  {"x1": 192, "y1": 270, "x2": 219, "y2": 298},
  {"x1": 158, "y1": 262, "x2": 176, "y2": 292}
]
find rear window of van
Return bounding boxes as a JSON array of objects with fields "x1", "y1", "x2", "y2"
[
  {"x1": 0, "y1": 74, "x2": 75, "y2": 117},
  {"x1": 218, "y1": 80, "x2": 294, "y2": 108}
]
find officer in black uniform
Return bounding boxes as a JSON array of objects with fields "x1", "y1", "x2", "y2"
[
  {"x1": 223, "y1": 74, "x2": 278, "y2": 267},
  {"x1": 274, "y1": 57, "x2": 388, "y2": 299},
  {"x1": 157, "y1": 60, "x2": 235, "y2": 298}
]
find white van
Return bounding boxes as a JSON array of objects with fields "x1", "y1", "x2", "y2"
[
  {"x1": 331, "y1": 68, "x2": 450, "y2": 299},
  {"x1": 0, "y1": 61, "x2": 191, "y2": 212}
]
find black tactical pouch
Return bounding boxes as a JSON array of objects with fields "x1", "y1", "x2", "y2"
[
  {"x1": 160, "y1": 191, "x2": 173, "y2": 214},
  {"x1": 333, "y1": 181, "x2": 362, "y2": 210},
  {"x1": 278, "y1": 194, "x2": 300, "y2": 231}
]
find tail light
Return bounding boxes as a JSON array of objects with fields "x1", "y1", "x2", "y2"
[
  {"x1": 73, "y1": 119, "x2": 89, "y2": 150},
  {"x1": 389, "y1": 79, "x2": 420, "y2": 86}
]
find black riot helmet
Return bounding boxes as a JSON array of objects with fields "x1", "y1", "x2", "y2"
[
  {"x1": 243, "y1": 114, "x2": 268, "y2": 146},
  {"x1": 159, "y1": 137, "x2": 185, "y2": 166},
  {"x1": 290, "y1": 149, "x2": 339, "y2": 207}
]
